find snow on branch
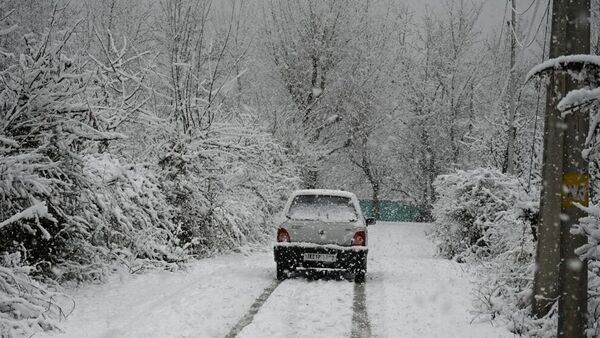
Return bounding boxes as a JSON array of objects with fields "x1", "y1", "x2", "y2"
[
  {"x1": 0, "y1": 136, "x2": 18, "y2": 148},
  {"x1": 0, "y1": 254, "x2": 72, "y2": 336},
  {"x1": 0, "y1": 201, "x2": 57, "y2": 239},
  {"x1": 526, "y1": 54, "x2": 600, "y2": 82},
  {"x1": 572, "y1": 204, "x2": 600, "y2": 336},
  {"x1": 0, "y1": 24, "x2": 17, "y2": 36},
  {"x1": 557, "y1": 87, "x2": 600, "y2": 112},
  {"x1": 63, "y1": 122, "x2": 127, "y2": 141}
]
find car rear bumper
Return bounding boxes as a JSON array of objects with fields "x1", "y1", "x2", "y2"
[{"x1": 274, "y1": 244, "x2": 367, "y2": 272}]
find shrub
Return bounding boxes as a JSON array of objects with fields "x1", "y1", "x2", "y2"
[
  {"x1": 431, "y1": 168, "x2": 534, "y2": 261},
  {"x1": 572, "y1": 205, "x2": 600, "y2": 337},
  {"x1": 159, "y1": 122, "x2": 300, "y2": 256},
  {"x1": 431, "y1": 168, "x2": 542, "y2": 335}
]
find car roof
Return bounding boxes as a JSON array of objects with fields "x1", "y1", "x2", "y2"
[{"x1": 291, "y1": 189, "x2": 357, "y2": 199}]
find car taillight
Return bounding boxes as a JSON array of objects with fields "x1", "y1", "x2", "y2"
[
  {"x1": 277, "y1": 228, "x2": 290, "y2": 243},
  {"x1": 352, "y1": 231, "x2": 366, "y2": 246}
]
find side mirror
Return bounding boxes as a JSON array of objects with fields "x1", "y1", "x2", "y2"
[{"x1": 366, "y1": 217, "x2": 376, "y2": 226}]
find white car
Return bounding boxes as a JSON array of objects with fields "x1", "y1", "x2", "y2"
[{"x1": 273, "y1": 189, "x2": 375, "y2": 282}]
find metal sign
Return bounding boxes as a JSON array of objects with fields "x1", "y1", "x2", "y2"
[{"x1": 561, "y1": 172, "x2": 589, "y2": 208}]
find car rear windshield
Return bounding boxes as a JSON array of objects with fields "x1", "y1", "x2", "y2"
[{"x1": 287, "y1": 195, "x2": 358, "y2": 222}]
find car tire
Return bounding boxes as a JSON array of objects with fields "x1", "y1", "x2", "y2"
[
  {"x1": 354, "y1": 269, "x2": 366, "y2": 283},
  {"x1": 276, "y1": 263, "x2": 287, "y2": 281}
]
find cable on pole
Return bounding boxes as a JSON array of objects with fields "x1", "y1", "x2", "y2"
[{"x1": 527, "y1": 0, "x2": 551, "y2": 192}]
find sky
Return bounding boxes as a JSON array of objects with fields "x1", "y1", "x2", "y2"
[
  {"x1": 404, "y1": 0, "x2": 548, "y2": 61},
  {"x1": 405, "y1": 0, "x2": 544, "y2": 34}
]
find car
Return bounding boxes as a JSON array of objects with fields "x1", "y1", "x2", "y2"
[{"x1": 273, "y1": 189, "x2": 376, "y2": 283}]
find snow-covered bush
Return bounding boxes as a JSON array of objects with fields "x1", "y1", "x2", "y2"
[
  {"x1": 431, "y1": 168, "x2": 541, "y2": 335},
  {"x1": 0, "y1": 12, "x2": 186, "y2": 333},
  {"x1": 79, "y1": 154, "x2": 187, "y2": 275},
  {"x1": 0, "y1": 14, "x2": 87, "y2": 335},
  {"x1": 0, "y1": 20, "x2": 106, "y2": 274},
  {"x1": 572, "y1": 205, "x2": 600, "y2": 337},
  {"x1": 431, "y1": 168, "x2": 535, "y2": 261},
  {"x1": 159, "y1": 121, "x2": 300, "y2": 256},
  {"x1": 0, "y1": 252, "x2": 73, "y2": 337},
  {"x1": 0, "y1": 1, "x2": 300, "y2": 333}
]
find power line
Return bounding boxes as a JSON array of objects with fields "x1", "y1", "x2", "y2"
[
  {"x1": 520, "y1": 0, "x2": 551, "y2": 49},
  {"x1": 496, "y1": 0, "x2": 509, "y2": 53},
  {"x1": 509, "y1": 0, "x2": 551, "y2": 50},
  {"x1": 511, "y1": 0, "x2": 537, "y2": 15},
  {"x1": 527, "y1": 0, "x2": 550, "y2": 192}
]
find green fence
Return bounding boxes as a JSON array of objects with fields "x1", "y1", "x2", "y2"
[{"x1": 359, "y1": 200, "x2": 421, "y2": 222}]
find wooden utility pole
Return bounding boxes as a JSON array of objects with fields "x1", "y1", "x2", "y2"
[
  {"x1": 505, "y1": 0, "x2": 517, "y2": 174},
  {"x1": 532, "y1": 1, "x2": 590, "y2": 337}
]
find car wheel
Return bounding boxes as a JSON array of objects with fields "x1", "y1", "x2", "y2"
[
  {"x1": 354, "y1": 270, "x2": 366, "y2": 283},
  {"x1": 276, "y1": 263, "x2": 287, "y2": 281},
  {"x1": 354, "y1": 260, "x2": 367, "y2": 283}
]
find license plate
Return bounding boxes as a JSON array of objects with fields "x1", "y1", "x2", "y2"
[{"x1": 303, "y1": 253, "x2": 336, "y2": 262}]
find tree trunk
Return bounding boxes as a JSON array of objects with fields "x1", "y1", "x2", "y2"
[
  {"x1": 303, "y1": 167, "x2": 319, "y2": 189},
  {"x1": 372, "y1": 182, "x2": 381, "y2": 220},
  {"x1": 504, "y1": 0, "x2": 518, "y2": 175}
]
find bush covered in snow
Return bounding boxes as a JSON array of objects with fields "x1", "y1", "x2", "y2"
[
  {"x1": 0, "y1": 18, "x2": 177, "y2": 335},
  {"x1": 431, "y1": 168, "x2": 542, "y2": 335},
  {"x1": 0, "y1": 5, "x2": 300, "y2": 334},
  {"x1": 431, "y1": 168, "x2": 536, "y2": 261},
  {"x1": 572, "y1": 205, "x2": 600, "y2": 337},
  {"x1": 81, "y1": 154, "x2": 187, "y2": 273},
  {"x1": 158, "y1": 122, "x2": 300, "y2": 256},
  {"x1": 0, "y1": 252, "x2": 73, "y2": 336}
]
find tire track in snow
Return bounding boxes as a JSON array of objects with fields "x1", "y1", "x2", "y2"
[
  {"x1": 224, "y1": 279, "x2": 282, "y2": 338},
  {"x1": 351, "y1": 282, "x2": 371, "y2": 338}
]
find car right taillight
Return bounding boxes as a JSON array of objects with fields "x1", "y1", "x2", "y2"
[
  {"x1": 352, "y1": 231, "x2": 366, "y2": 246},
  {"x1": 277, "y1": 228, "x2": 290, "y2": 243}
]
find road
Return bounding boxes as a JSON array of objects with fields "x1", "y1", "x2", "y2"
[{"x1": 42, "y1": 223, "x2": 512, "y2": 338}]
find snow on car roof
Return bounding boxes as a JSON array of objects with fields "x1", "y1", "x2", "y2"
[{"x1": 291, "y1": 189, "x2": 357, "y2": 199}]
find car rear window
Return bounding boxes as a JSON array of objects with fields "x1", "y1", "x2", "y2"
[{"x1": 287, "y1": 195, "x2": 357, "y2": 222}]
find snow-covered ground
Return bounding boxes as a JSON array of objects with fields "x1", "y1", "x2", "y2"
[
  {"x1": 366, "y1": 222, "x2": 510, "y2": 338},
  {"x1": 41, "y1": 222, "x2": 511, "y2": 338},
  {"x1": 41, "y1": 253, "x2": 276, "y2": 338}
]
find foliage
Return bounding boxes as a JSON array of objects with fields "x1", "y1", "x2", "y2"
[
  {"x1": 0, "y1": 0, "x2": 565, "y2": 334},
  {"x1": 431, "y1": 168, "x2": 535, "y2": 260},
  {"x1": 572, "y1": 205, "x2": 600, "y2": 337},
  {"x1": 0, "y1": 253, "x2": 70, "y2": 337},
  {"x1": 158, "y1": 121, "x2": 300, "y2": 256},
  {"x1": 0, "y1": 22, "x2": 93, "y2": 334},
  {"x1": 0, "y1": 1, "x2": 301, "y2": 334},
  {"x1": 431, "y1": 168, "x2": 545, "y2": 335}
]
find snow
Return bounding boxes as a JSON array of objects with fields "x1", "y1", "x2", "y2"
[
  {"x1": 239, "y1": 279, "x2": 354, "y2": 338},
  {"x1": 41, "y1": 253, "x2": 275, "y2": 338},
  {"x1": 311, "y1": 87, "x2": 323, "y2": 97},
  {"x1": 557, "y1": 86, "x2": 600, "y2": 112},
  {"x1": 41, "y1": 222, "x2": 511, "y2": 338},
  {"x1": 0, "y1": 135, "x2": 18, "y2": 148},
  {"x1": 289, "y1": 189, "x2": 358, "y2": 199},
  {"x1": 526, "y1": 54, "x2": 600, "y2": 82},
  {"x1": 275, "y1": 242, "x2": 367, "y2": 251},
  {"x1": 282, "y1": 189, "x2": 364, "y2": 223},
  {"x1": 325, "y1": 114, "x2": 339, "y2": 124},
  {"x1": 367, "y1": 222, "x2": 511, "y2": 337},
  {"x1": 0, "y1": 200, "x2": 57, "y2": 239},
  {"x1": 287, "y1": 195, "x2": 358, "y2": 222}
]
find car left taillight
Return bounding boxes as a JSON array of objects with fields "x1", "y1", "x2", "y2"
[
  {"x1": 277, "y1": 228, "x2": 290, "y2": 243},
  {"x1": 352, "y1": 231, "x2": 366, "y2": 246}
]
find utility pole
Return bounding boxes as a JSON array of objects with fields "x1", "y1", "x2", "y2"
[
  {"x1": 532, "y1": 1, "x2": 590, "y2": 337},
  {"x1": 505, "y1": 0, "x2": 517, "y2": 174}
]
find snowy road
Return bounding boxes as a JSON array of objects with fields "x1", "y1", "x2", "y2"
[{"x1": 42, "y1": 223, "x2": 511, "y2": 338}]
